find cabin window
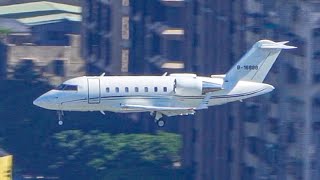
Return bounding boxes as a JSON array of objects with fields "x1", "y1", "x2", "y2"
[
  {"x1": 144, "y1": 87, "x2": 148, "y2": 92},
  {"x1": 163, "y1": 87, "x2": 167, "y2": 92},
  {"x1": 135, "y1": 87, "x2": 139, "y2": 92},
  {"x1": 63, "y1": 85, "x2": 78, "y2": 91},
  {"x1": 106, "y1": 87, "x2": 110, "y2": 93},
  {"x1": 115, "y1": 87, "x2": 120, "y2": 93},
  {"x1": 125, "y1": 87, "x2": 129, "y2": 92},
  {"x1": 55, "y1": 84, "x2": 78, "y2": 91},
  {"x1": 154, "y1": 87, "x2": 158, "y2": 92}
]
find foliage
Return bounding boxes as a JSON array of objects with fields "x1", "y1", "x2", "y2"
[
  {"x1": 0, "y1": 28, "x2": 11, "y2": 35},
  {"x1": 48, "y1": 130, "x2": 182, "y2": 179}
]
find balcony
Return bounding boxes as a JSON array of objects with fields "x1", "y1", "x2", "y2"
[
  {"x1": 312, "y1": 55, "x2": 320, "y2": 83},
  {"x1": 149, "y1": 22, "x2": 184, "y2": 40},
  {"x1": 148, "y1": 55, "x2": 184, "y2": 71},
  {"x1": 160, "y1": 61, "x2": 184, "y2": 69},
  {"x1": 160, "y1": 0, "x2": 185, "y2": 7}
]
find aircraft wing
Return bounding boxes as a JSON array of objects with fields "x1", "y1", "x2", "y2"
[
  {"x1": 120, "y1": 104, "x2": 195, "y2": 111},
  {"x1": 121, "y1": 104, "x2": 197, "y2": 117}
]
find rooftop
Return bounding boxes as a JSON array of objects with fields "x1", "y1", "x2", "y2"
[
  {"x1": 0, "y1": 1, "x2": 81, "y2": 19},
  {"x1": 18, "y1": 13, "x2": 81, "y2": 26}
]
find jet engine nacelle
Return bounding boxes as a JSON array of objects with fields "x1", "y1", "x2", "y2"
[
  {"x1": 174, "y1": 78, "x2": 203, "y2": 96},
  {"x1": 171, "y1": 74, "x2": 223, "y2": 96}
]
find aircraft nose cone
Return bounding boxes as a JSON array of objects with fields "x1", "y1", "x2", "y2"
[{"x1": 33, "y1": 96, "x2": 46, "y2": 108}]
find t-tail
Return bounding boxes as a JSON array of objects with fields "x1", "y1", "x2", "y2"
[{"x1": 224, "y1": 40, "x2": 296, "y2": 84}]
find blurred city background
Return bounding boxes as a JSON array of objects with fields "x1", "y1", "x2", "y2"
[{"x1": 0, "y1": 0, "x2": 319, "y2": 180}]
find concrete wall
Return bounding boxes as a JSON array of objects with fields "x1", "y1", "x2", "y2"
[
  {"x1": 5, "y1": 35, "x2": 85, "y2": 85},
  {"x1": 0, "y1": 43, "x2": 7, "y2": 79},
  {"x1": 32, "y1": 21, "x2": 81, "y2": 46}
]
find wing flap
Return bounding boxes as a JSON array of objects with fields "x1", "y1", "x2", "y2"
[{"x1": 160, "y1": 110, "x2": 196, "y2": 117}]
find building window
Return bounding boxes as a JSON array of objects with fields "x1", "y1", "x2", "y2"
[
  {"x1": 135, "y1": 87, "x2": 139, "y2": 92},
  {"x1": 243, "y1": 166, "x2": 255, "y2": 180},
  {"x1": 122, "y1": 0, "x2": 129, "y2": 6},
  {"x1": 227, "y1": 148, "x2": 233, "y2": 162},
  {"x1": 52, "y1": 60, "x2": 64, "y2": 76},
  {"x1": 115, "y1": 87, "x2": 119, "y2": 93},
  {"x1": 105, "y1": 40, "x2": 111, "y2": 66},
  {"x1": 246, "y1": 137, "x2": 261, "y2": 155},
  {"x1": 287, "y1": 123, "x2": 296, "y2": 143},
  {"x1": 47, "y1": 31, "x2": 65, "y2": 41},
  {"x1": 245, "y1": 104, "x2": 260, "y2": 122},
  {"x1": 269, "y1": 118, "x2": 279, "y2": 134},
  {"x1": 144, "y1": 87, "x2": 148, "y2": 92},
  {"x1": 154, "y1": 87, "x2": 158, "y2": 92},
  {"x1": 121, "y1": 49, "x2": 129, "y2": 73},
  {"x1": 287, "y1": 65, "x2": 299, "y2": 84},
  {"x1": 163, "y1": 87, "x2": 167, "y2": 92},
  {"x1": 125, "y1": 87, "x2": 129, "y2": 92},
  {"x1": 106, "y1": 87, "x2": 110, "y2": 93},
  {"x1": 121, "y1": 16, "x2": 129, "y2": 40}
]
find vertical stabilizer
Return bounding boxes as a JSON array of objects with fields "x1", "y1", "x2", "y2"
[{"x1": 225, "y1": 40, "x2": 296, "y2": 83}]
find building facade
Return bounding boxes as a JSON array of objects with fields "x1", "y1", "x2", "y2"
[
  {"x1": 240, "y1": 0, "x2": 320, "y2": 180},
  {"x1": 82, "y1": 0, "x2": 320, "y2": 180},
  {"x1": 181, "y1": 0, "x2": 247, "y2": 180},
  {"x1": 0, "y1": 2, "x2": 85, "y2": 85},
  {"x1": 0, "y1": 34, "x2": 85, "y2": 85},
  {"x1": 81, "y1": 0, "x2": 247, "y2": 179},
  {"x1": 82, "y1": 0, "x2": 186, "y2": 75}
]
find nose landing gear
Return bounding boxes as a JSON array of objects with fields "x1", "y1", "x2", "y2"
[{"x1": 57, "y1": 110, "x2": 64, "y2": 125}]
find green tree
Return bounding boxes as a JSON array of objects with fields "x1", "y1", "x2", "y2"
[
  {"x1": 48, "y1": 130, "x2": 183, "y2": 180},
  {"x1": 0, "y1": 28, "x2": 11, "y2": 36},
  {"x1": 0, "y1": 27, "x2": 11, "y2": 42}
]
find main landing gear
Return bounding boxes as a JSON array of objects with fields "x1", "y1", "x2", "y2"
[
  {"x1": 57, "y1": 110, "x2": 64, "y2": 125},
  {"x1": 151, "y1": 112, "x2": 166, "y2": 127}
]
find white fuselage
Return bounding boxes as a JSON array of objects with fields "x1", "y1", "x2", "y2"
[
  {"x1": 33, "y1": 40, "x2": 296, "y2": 124},
  {"x1": 33, "y1": 74, "x2": 274, "y2": 113}
]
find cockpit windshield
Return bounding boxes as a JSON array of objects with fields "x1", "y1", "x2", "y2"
[{"x1": 55, "y1": 84, "x2": 78, "y2": 91}]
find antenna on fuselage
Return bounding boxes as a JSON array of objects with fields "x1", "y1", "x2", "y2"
[{"x1": 100, "y1": 73, "x2": 106, "y2": 77}]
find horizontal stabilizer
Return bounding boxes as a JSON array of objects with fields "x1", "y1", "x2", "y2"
[{"x1": 258, "y1": 40, "x2": 297, "y2": 49}]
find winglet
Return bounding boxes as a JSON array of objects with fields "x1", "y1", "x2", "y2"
[{"x1": 100, "y1": 73, "x2": 106, "y2": 77}]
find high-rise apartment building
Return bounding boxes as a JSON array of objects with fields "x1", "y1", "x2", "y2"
[
  {"x1": 81, "y1": 0, "x2": 188, "y2": 131},
  {"x1": 82, "y1": 1, "x2": 320, "y2": 180},
  {"x1": 82, "y1": 0, "x2": 247, "y2": 180},
  {"x1": 82, "y1": 0, "x2": 186, "y2": 75},
  {"x1": 241, "y1": 1, "x2": 320, "y2": 180},
  {"x1": 181, "y1": 0, "x2": 246, "y2": 180}
]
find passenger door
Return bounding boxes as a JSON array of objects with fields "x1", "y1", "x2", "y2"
[{"x1": 87, "y1": 78, "x2": 100, "y2": 104}]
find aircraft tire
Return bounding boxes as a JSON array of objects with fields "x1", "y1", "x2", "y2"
[
  {"x1": 157, "y1": 120, "x2": 165, "y2": 127},
  {"x1": 58, "y1": 120, "x2": 63, "y2": 125}
]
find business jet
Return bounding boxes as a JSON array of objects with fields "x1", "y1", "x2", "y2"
[{"x1": 33, "y1": 40, "x2": 296, "y2": 127}]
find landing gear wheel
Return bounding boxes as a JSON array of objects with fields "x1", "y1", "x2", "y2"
[
  {"x1": 157, "y1": 120, "x2": 165, "y2": 127},
  {"x1": 57, "y1": 110, "x2": 64, "y2": 126}
]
